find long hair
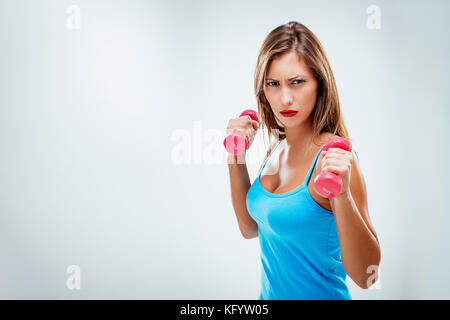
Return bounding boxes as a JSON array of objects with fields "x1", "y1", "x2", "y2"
[{"x1": 254, "y1": 21, "x2": 351, "y2": 157}]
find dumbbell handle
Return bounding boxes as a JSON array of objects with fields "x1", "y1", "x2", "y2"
[
  {"x1": 223, "y1": 109, "x2": 258, "y2": 156},
  {"x1": 313, "y1": 137, "x2": 352, "y2": 198}
]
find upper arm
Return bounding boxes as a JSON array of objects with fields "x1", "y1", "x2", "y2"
[{"x1": 349, "y1": 151, "x2": 379, "y2": 243}]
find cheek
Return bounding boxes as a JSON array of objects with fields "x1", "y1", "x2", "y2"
[
  {"x1": 293, "y1": 85, "x2": 317, "y2": 109},
  {"x1": 264, "y1": 90, "x2": 278, "y2": 109}
]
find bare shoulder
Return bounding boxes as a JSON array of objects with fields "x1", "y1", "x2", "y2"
[
  {"x1": 264, "y1": 139, "x2": 280, "y2": 160},
  {"x1": 317, "y1": 133, "x2": 358, "y2": 161},
  {"x1": 315, "y1": 132, "x2": 339, "y2": 147},
  {"x1": 259, "y1": 139, "x2": 280, "y2": 172}
]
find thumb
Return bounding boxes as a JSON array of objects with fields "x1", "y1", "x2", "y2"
[
  {"x1": 251, "y1": 120, "x2": 259, "y2": 130},
  {"x1": 319, "y1": 150, "x2": 326, "y2": 166}
]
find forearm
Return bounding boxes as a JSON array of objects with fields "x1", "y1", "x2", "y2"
[
  {"x1": 330, "y1": 192, "x2": 380, "y2": 288},
  {"x1": 227, "y1": 153, "x2": 258, "y2": 238}
]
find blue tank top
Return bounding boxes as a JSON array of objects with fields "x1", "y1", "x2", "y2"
[{"x1": 246, "y1": 140, "x2": 359, "y2": 300}]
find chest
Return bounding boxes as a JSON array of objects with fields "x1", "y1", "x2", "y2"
[{"x1": 259, "y1": 150, "x2": 332, "y2": 212}]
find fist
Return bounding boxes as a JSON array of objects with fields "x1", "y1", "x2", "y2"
[
  {"x1": 226, "y1": 115, "x2": 260, "y2": 151},
  {"x1": 317, "y1": 147, "x2": 353, "y2": 197}
]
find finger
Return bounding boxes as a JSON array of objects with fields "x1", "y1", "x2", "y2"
[
  {"x1": 322, "y1": 166, "x2": 345, "y2": 175},
  {"x1": 327, "y1": 148, "x2": 351, "y2": 155},
  {"x1": 322, "y1": 158, "x2": 346, "y2": 167},
  {"x1": 324, "y1": 152, "x2": 352, "y2": 162},
  {"x1": 242, "y1": 117, "x2": 252, "y2": 127}
]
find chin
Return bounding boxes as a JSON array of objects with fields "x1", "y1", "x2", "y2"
[{"x1": 280, "y1": 119, "x2": 302, "y2": 127}]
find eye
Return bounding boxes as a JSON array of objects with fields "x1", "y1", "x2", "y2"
[
  {"x1": 292, "y1": 79, "x2": 305, "y2": 85},
  {"x1": 266, "y1": 81, "x2": 278, "y2": 87}
]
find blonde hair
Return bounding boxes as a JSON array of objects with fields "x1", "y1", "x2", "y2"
[{"x1": 254, "y1": 21, "x2": 351, "y2": 157}]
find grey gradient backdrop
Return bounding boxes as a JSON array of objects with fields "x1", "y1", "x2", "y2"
[{"x1": 0, "y1": 0, "x2": 449, "y2": 299}]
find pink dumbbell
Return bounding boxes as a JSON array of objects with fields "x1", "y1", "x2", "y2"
[
  {"x1": 313, "y1": 137, "x2": 352, "y2": 198},
  {"x1": 223, "y1": 109, "x2": 259, "y2": 156}
]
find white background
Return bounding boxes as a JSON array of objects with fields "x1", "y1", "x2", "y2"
[{"x1": 0, "y1": 0, "x2": 449, "y2": 299}]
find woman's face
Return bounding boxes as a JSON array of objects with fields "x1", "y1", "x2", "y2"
[{"x1": 264, "y1": 50, "x2": 318, "y2": 129}]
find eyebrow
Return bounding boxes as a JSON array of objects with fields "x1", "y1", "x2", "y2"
[{"x1": 266, "y1": 75, "x2": 305, "y2": 81}]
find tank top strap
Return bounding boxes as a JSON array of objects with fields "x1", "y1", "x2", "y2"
[
  {"x1": 303, "y1": 145, "x2": 325, "y2": 187},
  {"x1": 353, "y1": 148, "x2": 360, "y2": 163},
  {"x1": 258, "y1": 140, "x2": 282, "y2": 177}
]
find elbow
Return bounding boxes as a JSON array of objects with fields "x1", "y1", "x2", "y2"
[
  {"x1": 242, "y1": 232, "x2": 257, "y2": 240},
  {"x1": 241, "y1": 229, "x2": 258, "y2": 240},
  {"x1": 239, "y1": 221, "x2": 258, "y2": 239},
  {"x1": 356, "y1": 278, "x2": 370, "y2": 290},
  {"x1": 355, "y1": 262, "x2": 381, "y2": 290},
  {"x1": 356, "y1": 273, "x2": 378, "y2": 290},
  {"x1": 357, "y1": 247, "x2": 382, "y2": 290}
]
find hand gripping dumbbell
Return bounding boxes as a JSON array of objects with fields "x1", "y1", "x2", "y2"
[
  {"x1": 223, "y1": 109, "x2": 259, "y2": 156},
  {"x1": 313, "y1": 137, "x2": 352, "y2": 198}
]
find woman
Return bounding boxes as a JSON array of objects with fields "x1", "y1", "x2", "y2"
[{"x1": 226, "y1": 21, "x2": 380, "y2": 300}]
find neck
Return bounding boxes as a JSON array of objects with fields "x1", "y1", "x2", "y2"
[{"x1": 282, "y1": 118, "x2": 315, "y2": 154}]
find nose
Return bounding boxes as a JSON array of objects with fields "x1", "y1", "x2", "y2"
[{"x1": 281, "y1": 87, "x2": 293, "y2": 106}]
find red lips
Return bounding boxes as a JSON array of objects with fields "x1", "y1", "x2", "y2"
[
  {"x1": 280, "y1": 110, "x2": 298, "y2": 117},
  {"x1": 281, "y1": 110, "x2": 297, "y2": 113}
]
